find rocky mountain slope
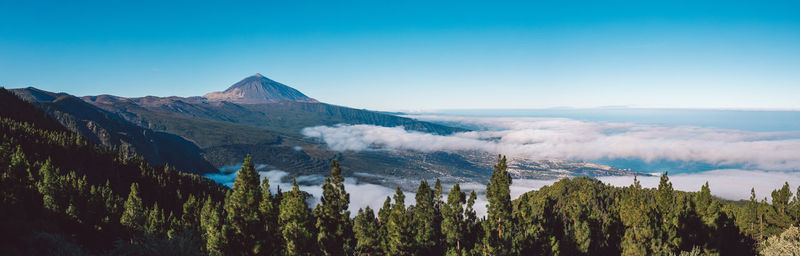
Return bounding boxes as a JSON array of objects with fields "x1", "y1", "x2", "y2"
[
  {"x1": 10, "y1": 87, "x2": 217, "y2": 173},
  {"x1": 8, "y1": 74, "x2": 645, "y2": 183}
]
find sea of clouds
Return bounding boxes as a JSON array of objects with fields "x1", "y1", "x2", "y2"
[
  {"x1": 206, "y1": 115, "x2": 800, "y2": 216},
  {"x1": 301, "y1": 116, "x2": 800, "y2": 171},
  {"x1": 294, "y1": 115, "x2": 800, "y2": 214}
]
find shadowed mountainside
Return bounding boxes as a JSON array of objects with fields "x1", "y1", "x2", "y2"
[{"x1": 10, "y1": 87, "x2": 217, "y2": 174}]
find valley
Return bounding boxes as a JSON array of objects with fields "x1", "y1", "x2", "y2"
[{"x1": 10, "y1": 74, "x2": 644, "y2": 188}]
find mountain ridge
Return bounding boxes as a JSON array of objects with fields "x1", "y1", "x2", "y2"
[
  {"x1": 6, "y1": 74, "x2": 643, "y2": 185},
  {"x1": 9, "y1": 87, "x2": 218, "y2": 174},
  {"x1": 9, "y1": 74, "x2": 471, "y2": 176}
]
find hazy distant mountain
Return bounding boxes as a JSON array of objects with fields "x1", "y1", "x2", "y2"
[{"x1": 203, "y1": 73, "x2": 318, "y2": 104}]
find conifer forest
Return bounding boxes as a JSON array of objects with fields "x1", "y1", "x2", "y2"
[{"x1": 2, "y1": 87, "x2": 800, "y2": 255}]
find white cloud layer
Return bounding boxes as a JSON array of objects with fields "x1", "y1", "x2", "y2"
[{"x1": 301, "y1": 116, "x2": 800, "y2": 171}]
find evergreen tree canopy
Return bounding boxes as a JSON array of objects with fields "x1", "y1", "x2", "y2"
[
  {"x1": 441, "y1": 183, "x2": 466, "y2": 255},
  {"x1": 0, "y1": 90, "x2": 791, "y2": 256},
  {"x1": 353, "y1": 206, "x2": 381, "y2": 256},
  {"x1": 258, "y1": 175, "x2": 279, "y2": 256},
  {"x1": 620, "y1": 177, "x2": 656, "y2": 256},
  {"x1": 121, "y1": 182, "x2": 146, "y2": 235},
  {"x1": 485, "y1": 155, "x2": 513, "y2": 255},
  {"x1": 223, "y1": 155, "x2": 264, "y2": 255},
  {"x1": 279, "y1": 179, "x2": 315, "y2": 255},
  {"x1": 656, "y1": 172, "x2": 681, "y2": 253},
  {"x1": 315, "y1": 160, "x2": 353, "y2": 256},
  {"x1": 412, "y1": 180, "x2": 439, "y2": 254},
  {"x1": 387, "y1": 187, "x2": 413, "y2": 256}
]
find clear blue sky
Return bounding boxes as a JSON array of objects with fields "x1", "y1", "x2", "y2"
[{"x1": 1, "y1": 1, "x2": 799, "y2": 110}]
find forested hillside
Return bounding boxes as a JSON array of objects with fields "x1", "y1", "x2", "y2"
[
  {"x1": 2, "y1": 87, "x2": 799, "y2": 255},
  {"x1": 10, "y1": 87, "x2": 218, "y2": 174}
]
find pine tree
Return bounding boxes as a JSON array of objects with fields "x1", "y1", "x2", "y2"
[
  {"x1": 433, "y1": 179, "x2": 445, "y2": 252},
  {"x1": 655, "y1": 172, "x2": 680, "y2": 253},
  {"x1": 1, "y1": 145, "x2": 43, "y2": 218},
  {"x1": 353, "y1": 206, "x2": 381, "y2": 256},
  {"x1": 8, "y1": 145, "x2": 29, "y2": 182},
  {"x1": 434, "y1": 179, "x2": 444, "y2": 211},
  {"x1": 790, "y1": 186, "x2": 800, "y2": 224},
  {"x1": 223, "y1": 155, "x2": 264, "y2": 255},
  {"x1": 121, "y1": 182, "x2": 146, "y2": 235},
  {"x1": 441, "y1": 183, "x2": 466, "y2": 255},
  {"x1": 146, "y1": 203, "x2": 167, "y2": 238},
  {"x1": 259, "y1": 175, "x2": 279, "y2": 255},
  {"x1": 378, "y1": 196, "x2": 392, "y2": 254},
  {"x1": 772, "y1": 182, "x2": 793, "y2": 216},
  {"x1": 746, "y1": 188, "x2": 759, "y2": 240},
  {"x1": 464, "y1": 190, "x2": 481, "y2": 254},
  {"x1": 279, "y1": 179, "x2": 315, "y2": 255},
  {"x1": 98, "y1": 180, "x2": 121, "y2": 233},
  {"x1": 181, "y1": 194, "x2": 201, "y2": 231},
  {"x1": 0, "y1": 145, "x2": 30, "y2": 209},
  {"x1": 412, "y1": 180, "x2": 440, "y2": 254},
  {"x1": 386, "y1": 187, "x2": 413, "y2": 255},
  {"x1": 620, "y1": 177, "x2": 656, "y2": 256},
  {"x1": 484, "y1": 155, "x2": 513, "y2": 255},
  {"x1": 695, "y1": 182, "x2": 723, "y2": 253},
  {"x1": 315, "y1": 160, "x2": 353, "y2": 256},
  {"x1": 694, "y1": 182, "x2": 715, "y2": 222},
  {"x1": 200, "y1": 196, "x2": 224, "y2": 255},
  {"x1": 37, "y1": 158, "x2": 62, "y2": 213}
]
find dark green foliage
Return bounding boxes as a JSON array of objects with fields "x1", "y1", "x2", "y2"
[
  {"x1": 181, "y1": 195, "x2": 201, "y2": 232},
  {"x1": 772, "y1": 182, "x2": 793, "y2": 216},
  {"x1": 513, "y1": 177, "x2": 624, "y2": 255},
  {"x1": 0, "y1": 89, "x2": 226, "y2": 254},
  {"x1": 121, "y1": 183, "x2": 146, "y2": 235},
  {"x1": 412, "y1": 180, "x2": 442, "y2": 255},
  {"x1": 620, "y1": 177, "x2": 656, "y2": 255},
  {"x1": 353, "y1": 206, "x2": 381, "y2": 255},
  {"x1": 279, "y1": 180, "x2": 315, "y2": 255},
  {"x1": 259, "y1": 175, "x2": 280, "y2": 255},
  {"x1": 314, "y1": 160, "x2": 353, "y2": 255},
  {"x1": 10, "y1": 87, "x2": 218, "y2": 174},
  {"x1": 0, "y1": 88, "x2": 795, "y2": 255},
  {"x1": 791, "y1": 186, "x2": 800, "y2": 224},
  {"x1": 655, "y1": 173, "x2": 681, "y2": 252},
  {"x1": 145, "y1": 203, "x2": 168, "y2": 237},
  {"x1": 200, "y1": 196, "x2": 224, "y2": 255},
  {"x1": 485, "y1": 155, "x2": 513, "y2": 255},
  {"x1": 222, "y1": 155, "x2": 265, "y2": 255},
  {"x1": 463, "y1": 191, "x2": 481, "y2": 255},
  {"x1": 377, "y1": 196, "x2": 392, "y2": 253},
  {"x1": 386, "y1": 187, "x2": 414, "y2": 255},
  {"x1": 441, "y1": 183, "x2": 466, "y2": 255}
]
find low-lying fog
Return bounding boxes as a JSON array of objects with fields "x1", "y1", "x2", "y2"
[
  {"x1": 208, "y1": 114, "x2": 800, "y2": 216},
  {"x1": 302, "y1": 116, "x2": 800, "y2": 172}
]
